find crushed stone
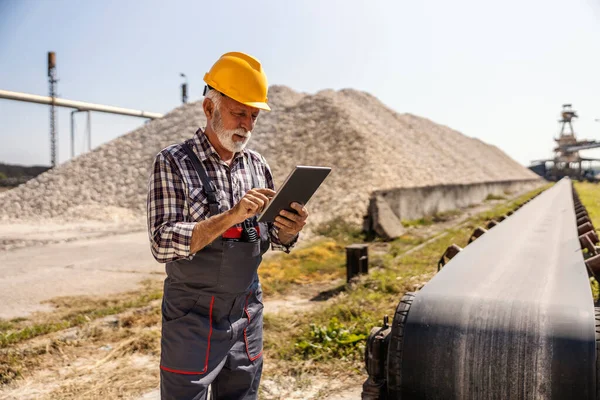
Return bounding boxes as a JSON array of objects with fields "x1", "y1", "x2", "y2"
[{"x1": 0, "y1": 85, "x2": 537, "y2": 227}]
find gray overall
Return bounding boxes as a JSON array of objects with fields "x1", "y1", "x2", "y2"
[{"x1": 160, "y1": 144, "x2": 270, "y2": 400}]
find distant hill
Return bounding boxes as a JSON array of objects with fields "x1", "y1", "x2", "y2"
[{"x1": 0, "y1": 162, "x2": 50, "y2": 187}]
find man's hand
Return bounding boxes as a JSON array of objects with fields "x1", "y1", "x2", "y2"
[
  {"x1": 230, "y1": 188, "x2": 275, "y2": 225},
  {"x1": 274, "y1": 202, "x2": 308, "y2": 244}
]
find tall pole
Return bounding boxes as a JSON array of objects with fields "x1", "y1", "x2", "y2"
[
  {"x1": 180, "y1": 73, "x2": 188, "y2": 104},
  {"x1": 48, "y1": 52, "x2": 58, "y2": 167},
  {"x1": 70, "y1": 110, "x2": 77, "y2": 159},
  {"x1": 86, "y1": 110, "x2": 91, "y2": 151}
]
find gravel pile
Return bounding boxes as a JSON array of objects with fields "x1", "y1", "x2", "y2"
[{"x1": 0, "y1": 85, "x2": 537, "y2": 226}]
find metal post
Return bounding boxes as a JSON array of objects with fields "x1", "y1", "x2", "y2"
[
  {"x1": 70, "y1": 110, "x2": 93, "y2": 159},
  {"x1": 70, "y1": 110, "x2": 77, "y2": 159},
  {"x1": 346, "y1": 244, "x2": 369, "y2": 282},
  {"x1": 86, "y1": 110, "x2": 91, "y2": 151}
]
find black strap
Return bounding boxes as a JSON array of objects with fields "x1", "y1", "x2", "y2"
[
  {"x1": 182, "y1": 142, "x2": 220, "y2": 216},
  {"x1": 244, "y1": 153, "x2": 261, "y2": 229},
  {"x1": 245, "y1": 153, "x2": 259, "y2": 189}
]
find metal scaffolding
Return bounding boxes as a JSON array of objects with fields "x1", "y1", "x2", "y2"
[{"x1": 0, "y1": 88, "x2": 163, "y2": 164}]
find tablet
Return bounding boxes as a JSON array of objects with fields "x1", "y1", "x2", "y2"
[{"x1": 257, "y1": 166, "x2": 332, "y2": 223}]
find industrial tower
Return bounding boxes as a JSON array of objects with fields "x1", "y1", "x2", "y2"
[{"x1": 530, "y1": 104, "x2": 600, "y2": 181}]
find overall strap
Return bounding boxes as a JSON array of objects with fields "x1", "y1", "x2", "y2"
[
  {"x1": 182, "y1": 142, "x2": 220, "y2": 216},
  {"x1": 245, "y1": 153, "x2": 260, "y2": 189},
  {"x1": 244, "y1": 153, "x2": 261, "y2": 231}
]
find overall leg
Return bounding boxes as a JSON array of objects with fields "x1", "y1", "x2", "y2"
[
  {"x1": 160, "y1": 289, "x2": 232, "y2": 400},
  {"x1": 160, "y1": 356, "x2": 227, "y2": 400},
  {"x1": 212, "y1": 304, "x2": 263, "y2": 400},
  {"x1": 161, "y1": 370, "x2": 209, "y2": 400},
  {"x1": 211, "y1": 340, "x2": 263, "y2": 400}
]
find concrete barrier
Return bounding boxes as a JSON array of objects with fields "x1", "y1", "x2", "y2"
[{"x1": 364, "y1": 179, "x2": 543, "y2": 239}]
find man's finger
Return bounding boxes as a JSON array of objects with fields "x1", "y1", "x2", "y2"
[
  {"x1": 255, "y1": 188, "x2": 276, "y2": 198},
  {"x1": 274, "y1": 221, "x2": 294, "y2": 232},
  {"x1": 290, "y1": 202, "x2": 308, "y2": 217},
  {"x1": 243, "y1": 194, "x2": 264, "y2": 208},
  {"x1": 244, "y1": 195, "x2": 265, "y2": 210},
  {"x1": 248, "y1": 191, "x2": 271, "y2": 205},
  {"x1": 275, "y1": 216, "x2": 295, "y2": 229},
  {"x1": 279, "y1": 209, "x2": 301, "y2": 222}
]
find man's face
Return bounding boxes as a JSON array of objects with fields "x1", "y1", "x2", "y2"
[{"x1": 211, "y1": 96, "x2": 260, "y2": 153}]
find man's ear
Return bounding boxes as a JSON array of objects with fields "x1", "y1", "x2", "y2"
[{"x1": 203, "y1": 97, "x2": 214, "y2": 120}]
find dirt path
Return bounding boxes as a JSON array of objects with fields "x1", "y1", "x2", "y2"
[
  {"x1": 0, "y1": 224, "x2": 322, "y2": 320},
  {"x1": 0, "y1": 230, "x2": 162, "y2": 319}
]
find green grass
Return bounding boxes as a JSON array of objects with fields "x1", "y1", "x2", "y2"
[
  {"x1": 402, "y1": 217, "x2": 434, "y2": 227},
  {"x1": 574, "y1": 182, "x2": 600, "y2": 303},
  {"x1": 485, "y1": 193, "x2": 507, "y2": 201},
  {"x1": 294, "y1": 317, "x2": 367, "y2": 362},
  {"x1": 258, "y1": 218, "x2": 368, "y2": 295},
  {"x1": 574, "y1": 182, "x2": 600, "y2": 227},
  {"x1": 0, "y1": 318, "x2": 24, "y2": 332},
  {"x1": 590, "y1": 278, "x2": 600, "y2": 303},
  {"x1": 402, "y1": 209, "x2": 466, "y2": 227}
]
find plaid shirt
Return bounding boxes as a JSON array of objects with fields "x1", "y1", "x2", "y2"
[{"x1": 147, "y1": 129, "x2": 296, "y2": 263}]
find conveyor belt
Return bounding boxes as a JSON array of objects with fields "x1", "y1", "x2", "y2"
[{"x1": 396, "y1": 179, "x2": 595, "y2": 399}]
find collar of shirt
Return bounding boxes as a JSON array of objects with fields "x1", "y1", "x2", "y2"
[{"x1": 192, "y1": 128, "x2": 246, "y2": 167}]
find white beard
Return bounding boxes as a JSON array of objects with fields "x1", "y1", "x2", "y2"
[{"x1": 212, "y1": 110, "x2": 251, "y2": 153}]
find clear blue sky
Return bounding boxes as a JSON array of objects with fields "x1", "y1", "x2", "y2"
[{"x1": 1, "y1": 0, "x2": 600, "y2": 166}]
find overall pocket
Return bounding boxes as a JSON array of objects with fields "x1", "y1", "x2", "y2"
[
  {"x1": 161, "y1": 294, "x2": 231, "y2": 375},
  {"x1": 243, "y1": 288, "x2": 264, "y2": 362},
  {"x1": 161, "y1": 294, "x2": 214, "y2": 374},
  {"x1": 162, "y1": 281, "x2": 203, "y2": 323}
]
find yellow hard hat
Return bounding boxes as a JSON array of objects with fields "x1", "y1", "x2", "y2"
[{"x1": 203, "y1": 52, "x2": 270, "y2": 111}]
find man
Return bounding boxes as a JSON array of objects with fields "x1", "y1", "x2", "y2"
[{"x1": 147, "y1": 52, "x2": 308, "y2": 400}]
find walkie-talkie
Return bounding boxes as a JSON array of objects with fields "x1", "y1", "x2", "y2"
[{"x1": 241, "y1": 219, "x2": 259, "y2": 243}]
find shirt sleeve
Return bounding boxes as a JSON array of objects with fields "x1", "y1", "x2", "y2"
[
  {"x1": 261, "y1": 156, "x2": 299, "y2": 253},
  {"x1": 147, "y1": 151, "x2": 196, "y2": 263}
]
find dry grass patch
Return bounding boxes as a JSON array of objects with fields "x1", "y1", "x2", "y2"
[
  {"x1": 44, "y1": 356, "x2": 158, "y2": 400},
  {"x1": 0, "y1": 280, "x2": 162, "y2": 348},
  {"x1": 259, "y1": 239, "x2": 346, "y2": 295},
  {"x1": 0, "y1": 280, "x2": 162, "y2": 393},
  {"x1": 0, "y1": 299, "x2": 161, "y2": 399}
]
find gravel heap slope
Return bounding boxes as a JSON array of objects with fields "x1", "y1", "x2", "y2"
[{"x1": 0, "y1": 85, "x2": 537, "y2": 225}]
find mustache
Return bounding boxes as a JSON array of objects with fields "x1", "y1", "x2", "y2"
[{"x1": 230, "y1": 129, "x2": 251, "y2": 138}]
